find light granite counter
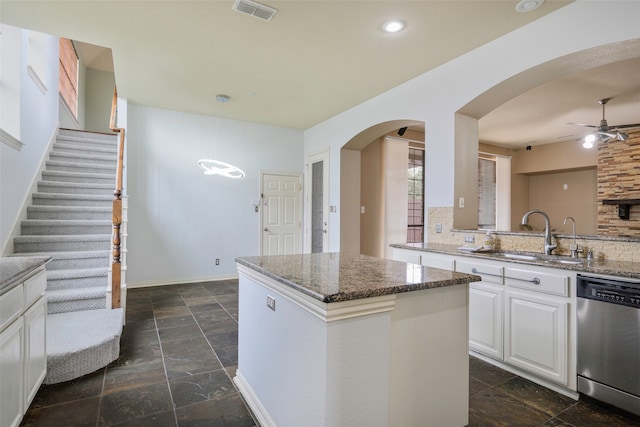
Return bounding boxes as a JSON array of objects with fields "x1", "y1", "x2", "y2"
[
  {"x1": 235, "y1": 252, "x2": 479, "y2": 303},
  {"x1": 0, "y1": 256, "x2": 51, "y2": 296},
  {"x1": 235, "y1": 252, "x2": 476, "y2": 427},
  {"x1": 391, "y1": 242, "x2": 640, "y2": 279}
]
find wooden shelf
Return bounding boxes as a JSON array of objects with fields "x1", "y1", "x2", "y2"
[{"x1": 602, "y1": 199, "x2": 640, "y2": 220}]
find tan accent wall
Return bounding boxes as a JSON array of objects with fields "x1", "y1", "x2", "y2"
[
  {"x1": 528, "y1": 169, "x2": 597, "y2": 234},
  {"x1": 598, "y1": 129, "x2": 640, "y2": 236},
  {"x1": 340, "y1": 148, "x2": 361, "y2": 254},
  {"x1": 360, "y1": 138, "x2": 384, "y2": 257}
]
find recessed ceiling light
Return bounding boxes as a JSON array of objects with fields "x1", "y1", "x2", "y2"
[
  {"x1": 382, "y1": 20, "x2": 405, "y2": 33},
  {"x1": 515, "y1": 0, "x2": 544, "y2": 13}
]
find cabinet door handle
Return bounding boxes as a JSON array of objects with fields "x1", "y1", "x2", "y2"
[
  {"x1": 470, "y1": 268, "x2": 540, "y2": 285},
  {"x1": 513, "y1": 276, "x2": 541, "y2": 285},
  {"x1": 471, "y1": 267, "x2": 502, "y2": 278}
]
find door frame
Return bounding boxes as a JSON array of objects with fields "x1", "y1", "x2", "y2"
[
  {"x1": 259, "y1": 171, "x2": 303, "y2": 256},
  {"x1": 305, "y1": 149, "x2": 330, "y2": 253}
]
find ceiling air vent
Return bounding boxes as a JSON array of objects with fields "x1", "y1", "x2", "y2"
[{"x1": 232, "y1": 0, "x2": 278, "y2": 21}]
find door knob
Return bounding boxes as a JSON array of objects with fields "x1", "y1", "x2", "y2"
[{"x1": 264, "y1": 227, "x2": 269, "y2": 232}]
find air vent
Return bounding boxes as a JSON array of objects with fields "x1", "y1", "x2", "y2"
[{"x1": 232, "y1": 0, "x2": 278, "y2": 21}]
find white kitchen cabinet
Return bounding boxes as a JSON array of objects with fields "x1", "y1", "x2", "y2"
[
  {"x1": 503, "y1": 265, "x2": 571, "y2": 386},
  {"x1": 391, "y1": 248, "x2": 455, "y2": 269},
  {"x1": 457, "y1": 259, "x2": 504, "y2": 360},
  {"x1": 0, "y1": 319, "x2": 24, "y2": 427},
  {"x1": 23, "y1": 296, "x2": 46, "y2": 407},
  {"x1": 504, "y1": 289, "x2": 568, "y2": 385},
  {"x1": 0, "y1": 265, "x2": 47, "y2": 427}
]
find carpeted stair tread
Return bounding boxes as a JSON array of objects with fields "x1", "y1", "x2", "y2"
[
  {"x1": 45, "y1": 308, "x2": 123, "y2": 384},
  {"x1": 27, "y1": 205, "x2": 112, "y2": 220},
  {"x1": 21, "y1": 219, "x2": 112, "y2": 235},
  {"x1": 32, "y1": 193, "x2": 113, "y2": 207},
  {"x1": 47, "y1": 286, "x2": 107, "y2": 301},
  {"x1": 42, "y1": 170, "x2": 115, "y2": 184},
  {"x1": 17, "y1": 250, "x2": 110, "y2": 260},
  {"x1": 50, "y1": 150, "x2": 117, "y2": 163},
  {"x1": 14, "y1": 234, "x2": 111, "y2": 243},
  {"x1": 53, "y1": 142, "x2": 117, "y2": 155},
  {"x1": 47, "y1": 267, "x2": 109, "y2": 281},
  {"x1": 45, "y1": 160, "x2": 116, "y2": 174},
  {"x1": 37, "y1": 181, "x2": 115, "y2": 194}
]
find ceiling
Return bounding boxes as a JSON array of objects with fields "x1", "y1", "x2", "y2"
[
  {"x1": 479, "y1": 56, "x2": 640, "y2": 149},
  {"x1": 3, "y1": 1, "x2": 638, "y2": 146},
  {"x1": 1, "y1": 0, "x2": 572, "y2": 130}
]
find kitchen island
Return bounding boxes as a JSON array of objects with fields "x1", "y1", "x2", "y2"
[{"x1": 234, "y1": 253, "x2": 480, "y2": 427}]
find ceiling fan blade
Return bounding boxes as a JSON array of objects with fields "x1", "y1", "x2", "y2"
[
  {"x1": 567, "y1": 122, "x2": 597, "y2": 128},
  {"x1": 609, "y1": 123, "x2": 640, "y2": 130},
  {"x1": 617, "y1": 132, "x2": 629, "y2": 141}
]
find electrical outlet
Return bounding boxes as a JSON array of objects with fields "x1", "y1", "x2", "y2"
[
  {"x1": 267, "y1": 295, "x2": 276, "y2": 311},
  {"x1": 436, "y1": 223, "x2": 442, "y2": 233},
  {"x1": 215, "y1": 258, "x2": 220, "y2": 265},
  {"x1": 464, "y1": 236, "x2": 475, "y2": 243},
  {"x1": 459, "y1": 197, "x2": 465, "y2": 208}
]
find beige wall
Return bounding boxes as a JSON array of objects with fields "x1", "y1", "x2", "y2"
[
  {"x1": 528, "y1": 168, "x2": 597, "y2": 234},
  {"x1": 360, "y1": 138, "x2": 384, "y2": 257},
  {"x1": 454, "y1": 114, "x2": 479, "y2": 229},
  {"x1": 340, "y1": 148, "x2": 361, "y2": 254},
  {"x1": 383, "y1": 137, "x2": 409, "y2": 259}
]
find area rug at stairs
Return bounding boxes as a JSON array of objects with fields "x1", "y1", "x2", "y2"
[{"x1": 12, "y1": 128, "x2": 125, "y2": 384}]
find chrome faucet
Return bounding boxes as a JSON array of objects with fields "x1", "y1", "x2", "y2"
[
  {"x1": 563, "y1": 216, "x2": 583, "y2": 258},
  {"x1": 522, "y1": 209, "x2": 557, "y2": 255}
]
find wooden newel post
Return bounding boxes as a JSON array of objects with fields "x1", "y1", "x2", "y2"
[{"x1": 111, "y1": 193, "x2": 122, "y2": 309}]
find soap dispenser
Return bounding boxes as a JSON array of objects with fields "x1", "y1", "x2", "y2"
[{"x1": 483, "y1": 231, "x2": 494, "y2": 251}]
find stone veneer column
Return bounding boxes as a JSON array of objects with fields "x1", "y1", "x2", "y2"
[{"x1": 598, "y1": 129, "x2": 640, "y2": 235}]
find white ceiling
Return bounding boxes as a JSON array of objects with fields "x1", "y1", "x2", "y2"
[
  {"x1": 3, "y1": 1, "x2": 638, "y2": 147},
  {"x1": 1, "y1": 0, "x2": 572, "y2": 131}
]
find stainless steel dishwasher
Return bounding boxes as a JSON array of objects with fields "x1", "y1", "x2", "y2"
[{"x1": 577, "y1": 274, "x2": 640, "y2": 416}]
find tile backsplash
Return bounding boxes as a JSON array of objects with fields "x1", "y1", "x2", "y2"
[{"x1": 428, "y1": 206, "x2": 640, "y2": 263}]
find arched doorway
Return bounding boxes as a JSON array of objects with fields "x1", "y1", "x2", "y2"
[{"x1": 340, "y1": 120, "x2": 424, "y2": 257}]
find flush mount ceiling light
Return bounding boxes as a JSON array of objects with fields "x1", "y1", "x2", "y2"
[
  {"x1": 382, "y1": 20, "x2": 405, "y2": 33},
  {"x1": 198, "y1": 159, "x2": 246, "y2": 179},
  {"x1": 515, "y1": 0, "x2": 544, "y2": 13}
]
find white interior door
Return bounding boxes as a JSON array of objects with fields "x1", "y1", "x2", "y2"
[
  {"x1": 306, "y1": 150, "x2": 329, "y2": 253},
  {"x1": 261, "y1": 173, "x2": 302, "y2": 256}
]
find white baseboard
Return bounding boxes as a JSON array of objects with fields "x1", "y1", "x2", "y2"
[
  {"x1": 233, "y1": 370, "x2": 276, "y2": 427},
  {"x1": 127, "y1": 274, "x2": 238, "y2": 289}
]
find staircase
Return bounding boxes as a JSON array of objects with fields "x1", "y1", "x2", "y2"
[{"x1": 12, "y1": 128, "x2": 124, "y2": 384}]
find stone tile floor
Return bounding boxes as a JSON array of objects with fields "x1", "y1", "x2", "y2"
[{"x1": 20, "y1": 280, "x2": 640, "y2": 426}]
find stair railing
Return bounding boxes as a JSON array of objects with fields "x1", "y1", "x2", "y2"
[{"x1": 109, "y1": 87, "x2": 124, "y2": 309}]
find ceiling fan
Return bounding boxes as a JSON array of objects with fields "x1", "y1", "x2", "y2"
[{"x1": 569, "y1": 97, "x2": 640, "y2": 147}]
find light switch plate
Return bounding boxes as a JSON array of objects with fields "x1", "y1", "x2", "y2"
[{"x1": 267, "y1": 295, "x2": 276, "y2": 311}]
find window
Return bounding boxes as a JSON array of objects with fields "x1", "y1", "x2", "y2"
[
  {"x1": 478, "y1": 155, "x2": 496, "y2": 229},
  {"x1": 407, "y1": 147, "x2": 425, "y2": 243},
  {"x1": 59, "y1": 38, "x2": 78, "y2": 118}
]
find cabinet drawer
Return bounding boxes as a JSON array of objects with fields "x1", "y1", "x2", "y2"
[
  {"x1": 421, "y1": 254, "x2": 455, "y2": 270},
  {"x1": 457, "y1": 260, "x2": 503, "y2": 285},
  {"x1": 23, "y1": 270, "x2": 47, "y2": 308},
  {"x1": 505, "y1": 267, "x2": 568, "y2": 297},
  {"x1": 0, "y1": 285, "x2": 24, "y2": 333}
]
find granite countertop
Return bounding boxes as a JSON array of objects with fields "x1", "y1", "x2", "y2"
[
  {"x1": 0, "y1": 256, "x2": 51, "y2": 296},
  {"x1": 236, "y1": 252, "x2": 480, "y2": 303},
  {"x1": 391, "y1": 242, "x2": 640, "y2": 280}
]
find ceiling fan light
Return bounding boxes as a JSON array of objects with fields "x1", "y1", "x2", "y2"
[{"x1": 583, "y1": 133, "x2": 596, "y2": 149}]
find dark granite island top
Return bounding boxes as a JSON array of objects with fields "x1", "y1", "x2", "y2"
[
  {"x1": 235, "y1": 252, "x2": 480, "y2": 303},
  {"x1": 234, "y1": 252, "x2": 476, "y2": 427}
]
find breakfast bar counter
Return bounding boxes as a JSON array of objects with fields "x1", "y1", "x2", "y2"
[{"x1": 234, "y1": 253, "x2": 479, "y2": 427}]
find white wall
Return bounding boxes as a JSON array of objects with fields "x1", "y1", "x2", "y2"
[
  {"x1": 84, "y1": 68, "x2": 115, "y2": 133},
  {"x1": 304, "y1": 1, "x2": 640, "y2": 251},
  {"x1": 1, "y1": 27, "x2": 59, "y2": 254},
  {"x1": 126, "y1": 105, "x2": 303, "y2": 286}
]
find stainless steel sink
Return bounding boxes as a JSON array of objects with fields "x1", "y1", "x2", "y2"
[
  {"x1": 494, "y1": 253, "x2": 541, "y2": 261},
  {"x1": 493, "y1": 252, "x2": 584, "y2": 265},
  {"x1": 546, "y1": 258, "x2": 584, "y2": 265}
]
